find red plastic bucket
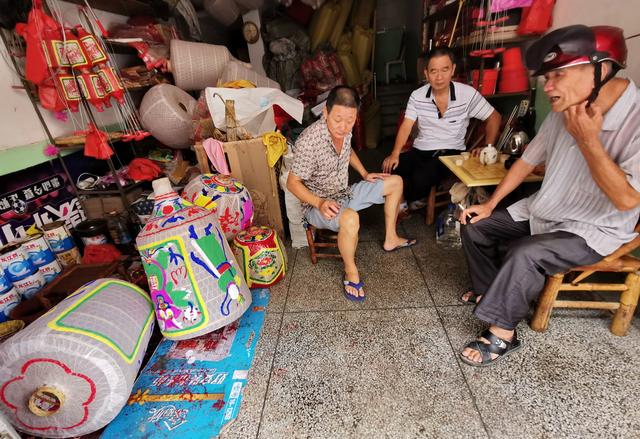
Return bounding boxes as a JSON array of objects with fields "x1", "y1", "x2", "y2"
[
  {"x1": 472, "y1": 69, "x2": 499, "y2": 95},
  {"x1": 501, "y1": 47, "x2": 525, "y2": 71},
  {"x1": 499, "y1": 69, "x2": 529, "y2": 93}
]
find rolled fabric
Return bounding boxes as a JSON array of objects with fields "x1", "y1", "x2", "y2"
[
  {"x1": 221, "y1": 60, "x2": 281, "y2": 90},
  {"x1": 0, "y1": 279, "x2": 154, "y2": 438},
  {"x1": 203, "y1": 0, "x2": 241, "y2": 27},
  {"x1": 140, "y1": 84, "x2": 196, "y2": 149},
  {"x1": 169, "y1": 39, "x2": 231, "y2": 91}
]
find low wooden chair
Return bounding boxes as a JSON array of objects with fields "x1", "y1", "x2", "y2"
[
  {"x1": 426, "y1": 186, "x2": 450, "y2": 225},
  {"x1": 304, "y1": 221, "x2": 341, "y2": 264},
  {"x1": 531, "y1": 224, "x2": 640, "y2": 336}
]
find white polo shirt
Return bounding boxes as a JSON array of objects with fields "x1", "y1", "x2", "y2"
[{"x1": 404, "y1": 82, "x2": 495, "y2": 152}]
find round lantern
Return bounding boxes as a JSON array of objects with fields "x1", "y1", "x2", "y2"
[
  {"x1": 232, "y1": 226, "x2": 287, "y2": 288},
  {"x1": 137, "y1": 178, "x2": 251, "y2": 340},
  {"x1": 182, "y1": 174, "x2": 254, "y2": 240}
]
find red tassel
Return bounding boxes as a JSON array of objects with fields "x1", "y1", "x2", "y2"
[{"x1": 84, "y1": 123, "x2": 114, "y2": 160}]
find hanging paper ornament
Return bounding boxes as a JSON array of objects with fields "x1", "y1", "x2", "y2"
[
  {"x1": 182, "y1": 174, "x2": 254, "y2": 240},
  {"x1": 37, "y1": 79, "x2": 67, "y2": 113},
  {"x1": 136, "y1": 178, "x2": 252, "y2": 340},
  {"x1": 83, "y1": 123, "x2": 113, "y2": 160},
  {"x1": 14, "y1": 0, "x2": 62, "y2": 84},
  {"x1": 63, "y1": 29, "x2": 90, "y2": 72},
  {"x1": 75, "y1": 25, "x2": 108, "y2": 68},
  {"x1": 54, "y1": 74, "x2": 81, "y2": 112},
  {"x1": 232, "y1": 226, "x2": 287, "y2": 288},
  {"x1": 77, "y1": 73, "x2": 108, "y2": 111},
  {"x1": 97, "y1": 66, "x2": 125, "y2": 106}
]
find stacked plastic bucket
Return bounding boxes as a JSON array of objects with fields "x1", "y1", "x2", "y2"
[{"x1": 499, "y1": 47, "x2": 529, "y2": 93}]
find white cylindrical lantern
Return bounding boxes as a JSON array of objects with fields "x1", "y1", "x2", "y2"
[
  {"x1": 0, "y1": 279, "x2": 154, "y2": 438},
  {"x1": 136, "y1": 178, "x2": 252, "y2": 341}
]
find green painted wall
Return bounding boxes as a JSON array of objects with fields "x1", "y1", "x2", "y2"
[{"x1": 0, "y1": 142, "x2": 77, "y2": 176}]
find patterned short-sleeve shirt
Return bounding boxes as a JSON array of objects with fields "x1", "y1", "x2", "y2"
[{"x1": 291, "y1": 118, "x2": 352, "y2": 211}]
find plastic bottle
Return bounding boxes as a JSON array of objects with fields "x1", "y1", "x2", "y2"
[
  {"x1": 106, "y1": 211, "x2": 132, "y2": 246},
  {"x1": 435, "y1": 203, "x2": 462, "y2": 249}
]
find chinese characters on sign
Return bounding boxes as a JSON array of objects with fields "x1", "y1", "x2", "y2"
[{"x1": 0, "y1": 172, "x2": 85, "y2": 245}]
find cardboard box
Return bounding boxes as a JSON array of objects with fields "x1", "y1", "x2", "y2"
[{"x1": 80, "y1": 188, "x2": 143, "y2": 219}]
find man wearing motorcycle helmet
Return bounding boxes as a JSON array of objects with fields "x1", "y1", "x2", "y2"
[{"x1": 457, "y1": 25, "x2": 640, "y2": 366}]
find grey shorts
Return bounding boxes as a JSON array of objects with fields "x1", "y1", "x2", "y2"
[{"x1": 305, "y1": 179, "x2": 385, "y2": 232}]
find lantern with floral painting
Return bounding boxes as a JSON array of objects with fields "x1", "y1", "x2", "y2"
[{"x1": 181, "y1": 174, "x2": 254, "y2": 240}]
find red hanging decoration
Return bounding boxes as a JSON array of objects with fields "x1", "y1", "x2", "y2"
[
  {"x1": 38, "y1": 79, "x2": 67, "y2": 112},
  {"x1": 77, "y1": 72, "x2": 108, "y2": 111},
  {"x1": 14, "y1": 0, "x2": 62, "y2": 85},
  {"x1": 75, "y1": 25, "x2": 108, "y2": 68},
  {"x1": 55, "y1": 74, "x2": 82, "y2": 112},
  {"x1": 83, "y1": 123, "x2": 114, "y2": 160},
  {"x1": 97, "y1": 66, "x2": 125, "y2": 105}
]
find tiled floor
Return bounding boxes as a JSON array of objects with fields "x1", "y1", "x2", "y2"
[{"x1": 220, "y1": 207, "x2": 640, "y2": 439}]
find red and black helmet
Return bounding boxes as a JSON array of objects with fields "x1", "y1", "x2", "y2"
[{"x1": 525, "y1": 25, "x2": 627, "y2": 76}]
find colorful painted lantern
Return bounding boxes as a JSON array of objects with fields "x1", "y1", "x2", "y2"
[
  {"x1": 182, "y1": 174, "x2": 254, "y2": 240},
  {"x1": 136, "y1": 178, "x2": 252, "y2": 340},
  {"x1": 0, "y1": 278, "x2": 154, "y2": 438},
  {"x1": 232, "y1": 226, "x2": 287, "y2": 288}
]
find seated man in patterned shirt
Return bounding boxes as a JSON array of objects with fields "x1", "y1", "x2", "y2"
[
  {"x1": 287, "y1": 86, "x2": 416, "y2": 302},
  {"x1": 458, "y1": 25, "x2": 640, "y2": 366}
]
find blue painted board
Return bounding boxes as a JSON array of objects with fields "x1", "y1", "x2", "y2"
[{"x1": 102, "y1": 288, "x2": 270, "y2": 438}]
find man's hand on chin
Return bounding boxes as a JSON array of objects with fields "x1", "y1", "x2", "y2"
[{"x1": 563, "y1": 101, "x2": 603, "y2": 148}]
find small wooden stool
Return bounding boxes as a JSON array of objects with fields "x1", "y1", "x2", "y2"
[
  {"x1": 426, "y1": 186, "x2": 450, "y2": 225},
  {"x1": 531, "y1": 229, "x2": 640, "y2": 336},
  {"x1": 304, "y1": 221, "x2": 341, "y2": 264}
]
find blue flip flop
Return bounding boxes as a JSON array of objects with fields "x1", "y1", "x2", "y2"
[
  {"x1": 343, "y1": 277, "x2": 365, "y2": 302},
  {"x1": 383, "y1": 238, "x2": 417, "y2": 253}
]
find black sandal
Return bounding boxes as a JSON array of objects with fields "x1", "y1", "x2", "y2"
[
  {"x1": 459, "y1": 290, "x2": 482, "y2": 305},
  {"x1": 459, "y1": 329, "x2": 523, "y2": 367}
]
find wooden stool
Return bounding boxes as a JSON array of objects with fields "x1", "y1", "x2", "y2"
[
  {"x1": 531, "y1": 230, "x2": 640, "y2": 336},
  {"x1": 426, "y1": 186, "x2": 450, "y2": 225},
  {"x1": 304, "y1": 222, "x2": 341, "y2": 264}
]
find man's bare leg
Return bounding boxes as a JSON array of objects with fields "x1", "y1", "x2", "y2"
[
  {"x1": 338, "y1": 208, "x2": 363, "y2": 298},
  {"x1": 381, "y1": 175, "x2": 414, "y2": 251}
]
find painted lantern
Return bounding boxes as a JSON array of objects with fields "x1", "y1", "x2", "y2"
[
  {"x1": 232, "y1": 226, "x2": 287, "y2": 288},
  {"x1": 0, "y1": 278, "x2": 154, "y2": 438},
  {"x1": 136, "y1": 178, "x2": 251, "y2": 340},
  {"x1": 181, "y1": 174, "x2": 254, "y2": 240}
]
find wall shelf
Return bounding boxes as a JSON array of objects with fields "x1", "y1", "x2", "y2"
[
  {"x1": 54, "y1": 132, "x2": 125, "y2": 146},
  {"x1": 423, "y1": 0, "x2": 464, "y2": 23}
]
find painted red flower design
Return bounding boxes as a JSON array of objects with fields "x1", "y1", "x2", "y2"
[{"x1": 0, "y1": 358, "x2": 96, "y2": 432}]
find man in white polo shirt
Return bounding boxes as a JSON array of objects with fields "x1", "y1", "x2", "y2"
[{"x1": 382, "y1": 47, "x2": 501, "y2": 211}]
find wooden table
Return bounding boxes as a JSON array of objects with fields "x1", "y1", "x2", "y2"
[{"x1": 439, "y1": 155, "x2": 544, "y2": 187}]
